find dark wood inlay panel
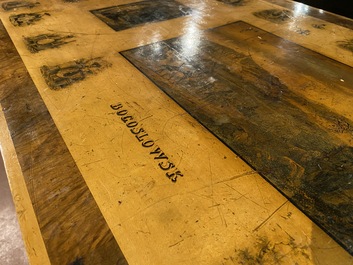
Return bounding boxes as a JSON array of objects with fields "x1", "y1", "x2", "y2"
[
  {"x1": 90, "y1": 0, "x2": 192, "y2": 32},
  {"x1": 121, "y1": 21, "x2": 353, "y2": 254},
  {"x1": 263, "y1": 0, "x2": 353, "y2": 30},
  {"x1": 0, "y1": 22, "x2": 128, "y2": 265}
]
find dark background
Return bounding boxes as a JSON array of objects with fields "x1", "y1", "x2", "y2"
[{"x1": 295, "y1": 1, "x2": 353, "y2": 19}]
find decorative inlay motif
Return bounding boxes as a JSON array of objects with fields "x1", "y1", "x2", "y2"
[
  {"x1": 1, "y1": 1, "x2": 39, "y2": 11},
  {"x1": 24, "y1": 34, "x2": 75, "y2": 53},
  {"x1": 90, "y1": 0, "x2": 192, "y2": 32},
  {"x1": 312, "y1": 23, "x2": 326, "y2": 29},
  {"x1": 9, "y1": 12, "x2": 49, "y2": 26},
  {"x1": 41, "y1": 58, "x2": 111, "y2": 89},
  {"x1": 295, "y1": 28, "x2": 310, "y2": 35},
  {"x1": 231, "y1": 235, "x2": 310, "y2": 264},
  {"x1": 253, "y1": 9, "x2": 292, "y2": 23},
  {"x1": 337, "y1": 39, "x2": 353, "y2": 52}
]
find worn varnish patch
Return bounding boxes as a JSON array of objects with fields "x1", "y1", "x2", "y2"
[
  {"x1": 0, "y1": 22, "x2": 127, "y2": 265},
  {"x1": 41, "y1": 57, "x2": 111, "y2": 89},
  {"x1": 90, "y1": 0, "x2": 192, "y2": 31},
  {"x1": 121, "y1": 21, "x2": 353, "y2": 254}
]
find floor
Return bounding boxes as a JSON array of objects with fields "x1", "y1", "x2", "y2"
[{"x1": 0, "y1": 154, "x2": 28, "y2": 265}]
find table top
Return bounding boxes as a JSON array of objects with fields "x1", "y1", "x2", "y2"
[{"x1": 0, "y1": 0, "x2": 352, "y2": 264}]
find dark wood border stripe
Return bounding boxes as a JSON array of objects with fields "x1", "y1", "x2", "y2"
[
  {"x1": 0, "y1": 21, "x2": 128, "y2": 265},
  {"x1": 263, "y1": 0, "x2": 353, "y2": 30}
]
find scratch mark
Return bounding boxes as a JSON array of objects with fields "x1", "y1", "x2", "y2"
[
  {"x1": 217, "y1": 205, "x2": 227, "y2": 227},
  {"x1": 214, "y1": 170, "x2": 255, "y2": 184},
  {"x1": 139, "y1": 114, "x2": 153, "y2": 122},
  {"x1": 253, "y1": 174, "x2": 267, "y2": 208},
  {"x1": 81, "y1": 159, "x2": 105, "y2": 167},
  {"x1": 99, "y1": 180, "x2": 112, "y2": 202},
  {"x1": 208, "y1": 155, "x2": 215, "y2": 206},
  {"x1": 253, "y1": 200, "x2": 288, "y2": 232},
  {"x1": 224, "y1": 183, "x2": 269, "y2": 211},
  {"x1": 169, "y1": 238, "x2": 184, "y2": 248}
]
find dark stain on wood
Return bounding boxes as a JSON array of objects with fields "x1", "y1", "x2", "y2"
[
  {"x1": 121, "y1": 21, "x2": 353, "y2": 254},
  {"x1": 253, "y1": 9, "x2": 292, "y2": 23},
  {"x1": 337, "y1": 39, "x2": 353, "y2": 52},
  {"x1": 9, "y1": 12, "x2": 50, "y2": 27},
  {"x1": 1, "y1": 1, "x2": 39, "y2": 11},
  {"x1": 0, "y1": 22, "x2": 128, "y2": 265},
  {"x1": 230, "y1": 235, "x2": 309, "y2": 264},
  {"x1": 90, "y1": 0, "x2": 192, "y2": 32},
  {"x1": 24, "y1": 34, "x2": 75, "y2": 53},
  {"x1": 41, "y1": 57, "x2": 111, "y2": 89}
]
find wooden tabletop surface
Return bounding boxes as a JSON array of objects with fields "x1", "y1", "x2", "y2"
[{"x1": 0, "y1": 0, "x2": 352, "y2": 264}]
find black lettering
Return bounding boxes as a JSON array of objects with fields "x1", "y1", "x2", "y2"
[
  {"x1": 150, "y1": 146, "x2": 162, "y2": 155},
  {"x1": 117, "y1": 109, "x2": 128, "y2": 116},
  {"x1": 166, "y1": 170, "x2": 183, "y2": 182},
  {"x1": 150, "y1": 146, "x2": 169, "y2": 160},
  {"x1": 111, "y1": 102, "x2": 184, "y2": 181},
  {"x1": 135, "y1": 133, "x2": 148, "y2": 142},
  {"x1": 126, "y1": 121, "x2": 138, "y2": 128},
  {"x1": 142, "y1": 140, "x2": 154, "y2": 148},
  {"x1": 121, "y1": 115, "x2": 133, "y2": 123},
  {"x1": 158, "y1": 161, "x2": 175, "y2": 171},
  {"x1": 131, "y1": 127, "x2": 144, "y2": 135},
  {"x1": 154, "y1": 152, "x2": 168, "y2": 160},
  {"x1": 110, "y1": 103, "x2": 123, "y2": 110}
]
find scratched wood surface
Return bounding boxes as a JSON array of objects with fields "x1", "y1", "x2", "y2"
[{"x1": 0, "y1": 0, "x2": 352, "y2": 264}]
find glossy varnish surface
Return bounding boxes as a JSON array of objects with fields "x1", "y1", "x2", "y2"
[{"x1": 0, "y1": 0, "x2": 353, "y2": 264}]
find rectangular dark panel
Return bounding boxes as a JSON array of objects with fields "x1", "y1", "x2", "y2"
[
  {"x1": 121, "y1": 21, "x2": 353, "y2": 254},
  {"x1": 264, "y1": 0, "x2": 353, "y2": 30},
  {"x1": 0, "y1": 22, "x2": 128, "y2": 265},
  {"x1": 90, "y1": 0, "x2": 192, "y2": 31}
]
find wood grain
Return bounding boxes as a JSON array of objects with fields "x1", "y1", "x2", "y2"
[
  {"x1": 0, "y1": 21, "x2": 127, "y2": 265},
  {"x1": 121, "y1": 21, "x2": 353, "y2": 254}
]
